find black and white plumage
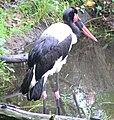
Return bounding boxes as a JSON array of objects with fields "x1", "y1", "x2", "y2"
[{"x1": 20, "y1": 7, "x2": 97, "y2": 102}]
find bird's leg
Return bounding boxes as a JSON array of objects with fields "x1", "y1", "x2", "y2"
[
  {"x1": 42, "y1": 83, "x2": 47, "y2": 114},
  {"x1": 54, "y1": 72, "x2": 60, "y2": 115}
]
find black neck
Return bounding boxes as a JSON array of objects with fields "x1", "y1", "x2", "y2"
[{"x1": 68, "y1": 22, "x2": 81, "y2": 40}]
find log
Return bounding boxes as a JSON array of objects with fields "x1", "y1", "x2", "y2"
[
  {"x1": 0, "y1": 53, "x2": 28, "y2": 63},
  {"x1": 0, "y1": 104, "x2": 86, "y2": 120}
]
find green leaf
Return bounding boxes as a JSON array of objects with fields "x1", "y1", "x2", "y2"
[
  {"x1": 0, "y1": 38, "x2": 5, "y2": 46},
  {"x1": 0, "y1": 47, "x2": 9, "y2": 55},
  {"x1": 112, "y1": 0, "x2": 114, "y2": 2},
  {"x1": 0, "y1": 7, "x2": 3, "y2": 14},
  {"x1": 96, "y1": 6, "x2": 102, "y2": 11},
  {"x1": 5, "y1": 66, "x2": 15, "y2": 72}
]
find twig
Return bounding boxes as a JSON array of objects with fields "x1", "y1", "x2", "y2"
[
  {"x1": 0, "y1": 104, "x2": 86, "y2": 120},
  {"x1": 0, "y1": 53, "x2": 28, "y2": 63},
  {"x1": 85, "y1": 16, "x2": 102, "y2": 24}
]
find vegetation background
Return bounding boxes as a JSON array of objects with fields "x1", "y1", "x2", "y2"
[{"x1": 0, "y1": 0, "x2": 114, "y2": 119}]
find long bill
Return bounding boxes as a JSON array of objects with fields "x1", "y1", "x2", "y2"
[
  {"x1": 73, "y1": 14, "x2": 98, "y2": 42},
  {"x1": 82, "y1": 26, "x2": 98, "y2": 42}
]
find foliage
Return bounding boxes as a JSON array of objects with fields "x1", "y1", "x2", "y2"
[
  {"x1": 0, "y1": 0, "x2": 113, "y2": 40},
  {"x1": 0, "y1": 38, "x2": 9, "y2": 54},
  {"x1": 94, "y1": 0, "x2": 114, "y2": 16},
  {"x1": 0, "y1": 0, "x2": 70, "y2": 38},
  {"x1": 0, "y1": 38, "x2": 15, "y2": 100},
  {"x1": 96, "y1": 91, "x2": 114, "y2": 119},
  {"x1": 76, "y1": 0, "x2": 114, "y2": 15}
]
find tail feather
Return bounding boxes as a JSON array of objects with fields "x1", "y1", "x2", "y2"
[
  {"x1": 27, "y1": 77, "x2": 44, "y2": 101},
  {"x1": 20, "y1": 68, "x2": 33, "y2": 94}
]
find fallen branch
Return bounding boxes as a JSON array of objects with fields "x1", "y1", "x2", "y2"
[
  {"x1": 0, "y1": 104, "x2": 86, "y2": 120},
  {"x1": 0, "y1": 53, "x2": 28, "y2": 63}
]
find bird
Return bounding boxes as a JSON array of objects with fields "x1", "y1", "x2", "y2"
[{"x1": 20, "y1": 7, "x2": 97, "y2": 115}]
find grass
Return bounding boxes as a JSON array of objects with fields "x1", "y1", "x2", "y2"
[{"x1": 0, "y1": 0, "x2": 71, "y2": 39}]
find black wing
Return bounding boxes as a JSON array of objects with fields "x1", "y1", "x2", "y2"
[
  {"x1": 28, "y1": 35, "x2": 58, "y2": 68},
  {"x1": 28, "y1": 34, "x2": 72, "y2": 80}
]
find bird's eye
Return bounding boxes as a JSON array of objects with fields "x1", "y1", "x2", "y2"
[{"x1": 69, "y1": 12, "x2": 73, "y2": 18}]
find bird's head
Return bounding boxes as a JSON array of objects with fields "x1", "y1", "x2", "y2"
[{"x1": 63, "y1": 7, "x2": 98, "y2": 42}]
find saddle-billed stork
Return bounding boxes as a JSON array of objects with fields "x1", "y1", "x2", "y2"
[{"x1": 20, "y1": 7, "x2": 97, "y2": 115}]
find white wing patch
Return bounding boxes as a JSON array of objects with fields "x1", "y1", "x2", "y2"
[
  {"x1": 43, "y1": 56, "x2": 68, "y2": 86},
  {"x1": 42, "y1": 23, "x2": 73, "y2": 43},
  {"x1": 30, "y1": 65, "x2": 36, "y2": 88}
]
